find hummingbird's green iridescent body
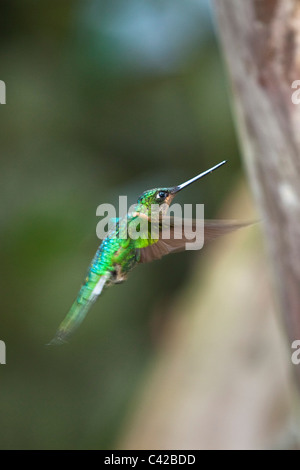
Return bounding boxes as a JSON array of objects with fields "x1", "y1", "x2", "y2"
[{"x1": 50, "y1": 161, "x2": 244, "y2": 345}]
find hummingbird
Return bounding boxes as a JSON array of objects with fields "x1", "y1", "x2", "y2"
[{"x1": 49, "y1": 160, "x2": 247, "y2": 345}]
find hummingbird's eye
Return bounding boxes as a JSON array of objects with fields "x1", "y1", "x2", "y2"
[{"x1": 157, "y1": 190, "x2": 168, "y2": 200}]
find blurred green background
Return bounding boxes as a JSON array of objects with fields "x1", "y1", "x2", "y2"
[{"x1": 0, "y1": 0, "x2": 250, "y2": 449}]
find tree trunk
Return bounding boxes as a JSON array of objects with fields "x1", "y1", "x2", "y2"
[
  {"x1": 120, "y1": 185, "x2": 296, "y2": 450},
  {"x1": 213, "y1": 0, "x2": 300, "y2": 385}
]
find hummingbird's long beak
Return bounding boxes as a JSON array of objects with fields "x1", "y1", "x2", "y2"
[{"x1": 170, "y1": 160, "x2": 227, "y2": 194}]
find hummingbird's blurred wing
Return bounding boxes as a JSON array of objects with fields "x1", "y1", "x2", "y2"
[{"x1": 138, "y1": 218, "x2": 252, "y2": 264}]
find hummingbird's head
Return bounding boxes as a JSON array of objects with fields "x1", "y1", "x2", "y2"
[
  {"x1": 135, "y1": 160, "x2": 227, "y2": 216},
  {"x1": 136, "y1": 187, "x2": 174, "y2": 216}
]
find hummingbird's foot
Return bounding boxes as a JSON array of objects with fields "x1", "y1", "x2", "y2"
[{"x1": 111, "y1": 265, "x2": 128, "y2": 284}]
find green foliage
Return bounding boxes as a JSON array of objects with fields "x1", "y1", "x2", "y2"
[{"x1": 0, "y1": 0, "x2": 241, "y2": 449}]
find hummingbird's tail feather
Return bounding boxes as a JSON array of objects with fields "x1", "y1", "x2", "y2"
[{"x1": 47, "y1": 273, "x2": 109, "y2": 346}]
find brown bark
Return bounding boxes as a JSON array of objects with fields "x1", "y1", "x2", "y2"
[
  {"x1": 213, "y1": 0, "x2": 300, "y2": 384},
  {"x1": 120, "y1": 185, "x2": 295, "y2": 449}
]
